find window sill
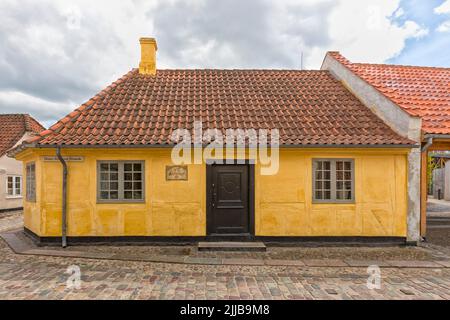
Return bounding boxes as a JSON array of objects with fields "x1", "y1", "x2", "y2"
[
  {"x1": 97, "y1": 200, "x2": 146, "y2": 205},
  {"x1": 6, "y1": 196, "x2": 23, "y2": 200},
  {"x1": 312, "y1": 201, "x2": 356, "y2": 205}
]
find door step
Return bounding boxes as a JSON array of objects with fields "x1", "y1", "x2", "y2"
[{"x1": 198, "y1": 242, "x2": 266, "y2": 252}]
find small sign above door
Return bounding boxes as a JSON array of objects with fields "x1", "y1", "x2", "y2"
[{"x1": 166, "y1": 165, "x2": 188, "y2": 181}]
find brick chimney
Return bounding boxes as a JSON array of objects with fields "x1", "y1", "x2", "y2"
[{"x1": 139, "y1": 37, "x2": 157, "y2": 75}]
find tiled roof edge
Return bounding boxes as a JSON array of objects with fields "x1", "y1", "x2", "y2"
[{"x1": 29, "y1": 69, "x2": 136, "y2": 145}]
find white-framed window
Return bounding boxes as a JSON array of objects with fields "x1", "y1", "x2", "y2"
[
  {"x1": 312, "y1": 159, "x2": 355, "y2": 203},
  {"x1": 6, "y1": 175, "x2": 22, "y2": 197},
  {"x1": 26, "y1": 162, "x2": 36, "y2": 202},
  {"x1": 97, "y1": 161, "x2": 145, "y2": 203}
]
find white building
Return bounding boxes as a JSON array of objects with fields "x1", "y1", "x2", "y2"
[{"x1": 0, "y1": 114, "x2": 44, "y2": 212}]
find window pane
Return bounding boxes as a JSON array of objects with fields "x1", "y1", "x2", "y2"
[
  {"x1": 133, "y1": 191, "x2": 143, "y2": 199},
  {"x1": 110, "y1": 191, "x2": 119, "y2": 200},
  {"x1": 316, "y1": 171, "x2": 322, "y2": 180},
  {"x1": 324, "y1": 191, "x2": 331, "y2": 199},
  {"x1": 124, "y1": 191, "x2": 133, "y2": 199},
  {"x1": 101, "y1": 173, "x2": 109, "y2": 180},
  {"x1": 100, "y1": 191, "x2": 109, "y2": 199},
  {"x1": 7, "y1": 177, "x2": 13, "y2": 195},
  {"x1": 336, "y1": 191, "x2": 343, "y2": 200},
  {"x1": 324, "y1": 181, "x2": 331, "y2": 190},
  {"x1": 26, "y1": 164, "x2": 36, "y2": 201},
  {"x1": 324, "y1": 161, "x2": 331, "y2": 170},
  {"x1": 316, "y1": 191, "x2": 323, "y2": 200},
  {"x1": 345, "y1": 162, "x2": 351, "y2": 171},
  {"x1": 100, "y1": 163, "x2": 109, "y2": 171},
  {"x1": 336, "y1": 161, "x2": 343, "y2": 170},
  {"x1": 100, "y1": 182, "x2": 109, "y2": 190},
  {"x1": 134, "y1": 163, "x2": 142, "y2": 171},
  {"x1": 124, "y1": 182, "x2": 132, "y2": 190},
  {"x1": 110, "y1": 182, "x2": 119, "y2": 191},
  {"x1": 316, "y1": 181, "x2": 323, "y2": 190},
  {"x1": 133, "y1": 173, "x2": 142, "y2": 180},
  {"x1": 124, "y1": 173, "x2": 133, "y2": 181},
  {"x1": 124, "y1": 163, "x2": 133, "y2": 171},
  {"x1": 133, "y1": 182, "x2": 142, "y2": 190}
]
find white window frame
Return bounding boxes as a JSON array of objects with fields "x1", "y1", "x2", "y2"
[
  {"x1": 97, "y1": 161, "x2": 145, "y2": 203},
  {"x1": 26, "y1": 162, "x2": 36, "y2": 202},
  {"x1": 6, "y1": 175, "x2": 22, "y2": 198},
  {"x1": 312, "y1": 158, "x2": 355, "y2": 204}
]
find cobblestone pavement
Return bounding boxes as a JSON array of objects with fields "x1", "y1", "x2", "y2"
[
  {"x1": 1, "y1": 238, "x2": 449, "y2": 300},
  {"x1": 0, "y1": 211, "x2": 23, "y2": 233},
  {"x1": 1, "y1": 212, "x2": 449, "y2": 300}
]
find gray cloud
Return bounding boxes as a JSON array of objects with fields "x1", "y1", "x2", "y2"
[
  {"x1": 152, "y1": 0, "x2": 336, "y2": 69},
  {"x1": 0, "y1": 0, "x2": 421, "y2": 127}
]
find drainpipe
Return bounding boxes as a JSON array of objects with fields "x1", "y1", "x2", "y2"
[
  {"x1": 56, "y1": 147, "x2": 68, "y2": 248},
  {"x1": 421, "y1": 137, "x2": 433, "y2": 153}
]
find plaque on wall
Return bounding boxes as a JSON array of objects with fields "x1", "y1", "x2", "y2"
[
  {"x1": 166, "y1": 166, "x2": 188, "y2": 181},
  {"x1": 43, "y1": 156, "x2": 85, "y2": 162}
]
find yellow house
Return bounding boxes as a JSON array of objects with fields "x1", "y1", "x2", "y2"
[{"x1": 10, "y1": 38, "x2": 420, "y2": 246}]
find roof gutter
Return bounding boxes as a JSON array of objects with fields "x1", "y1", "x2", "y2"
[
  {"x1": 424, "y1": 134, "x2": 450, "y2": 140},
  {"x1": 56, "y1": 147, "x2": 68, "y2": 248},
  {"x1": 15, "y1": 143, "x2": 419, "y2": 150}
]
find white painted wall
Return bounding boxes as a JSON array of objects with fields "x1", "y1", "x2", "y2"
[
  {"x1": 321, "y1": 53, "x2": 423, "y2": 243},
  {"x1": 0, "y1": 133, "x2": 34, "y2": 210},
  {"x1": 445, "y1": 165, "x2": 450, "y2": 201}
]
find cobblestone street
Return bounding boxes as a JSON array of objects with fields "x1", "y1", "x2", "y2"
[{"x1": 1, "y1": 213, "x2": 450, "y2": 300}]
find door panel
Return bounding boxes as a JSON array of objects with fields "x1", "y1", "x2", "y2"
[{"x1": 208, "y1": 165, "x2": 250, "y2": 235}]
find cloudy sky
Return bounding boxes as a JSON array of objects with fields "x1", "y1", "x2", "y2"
[{"x1": 0, "y1": 0, "x2": 449, "y2": 128}]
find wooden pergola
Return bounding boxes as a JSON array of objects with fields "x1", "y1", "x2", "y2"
[{"x1": 421, "y1": 136, "x2": 450, "y2": 237}]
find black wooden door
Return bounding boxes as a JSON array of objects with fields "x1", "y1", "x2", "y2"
[{"x1": 207, "y1": 165, "x2": 250, "y2": 235}]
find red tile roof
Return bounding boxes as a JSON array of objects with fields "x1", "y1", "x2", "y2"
[
  {"x1": 0, "y1": 114, "x2": 45, "y2": 157},
  {"x1": 329, "y1": 52, "x2": 450, "y2": 135},
  {"x1": 26, "y1": 69, "x2": 413, "y2": 148}
]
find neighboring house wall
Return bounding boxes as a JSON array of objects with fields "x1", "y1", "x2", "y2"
[
  {"x1": 0, "y1": 133, "x2": 34, "y2": 211},
  {"x1": 322, "y1": 54, "x2": 422, "y2": 242},
  {"x1": 19, "y1": 148, "x2": 409, "y2": 238},
  {"x1": 445, "y1": 165, "x2": 450, "y2": 201},
  {"x1": 433, "y1": 168, "x2": 445, "y2": 199}
]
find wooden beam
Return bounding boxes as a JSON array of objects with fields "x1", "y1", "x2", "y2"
[
  {"x1": 420, "y1": 150, "x2": 428, "y2": 237},
  {"x1": 429, "y1": 141, "x2": 450, "y2": 151}
]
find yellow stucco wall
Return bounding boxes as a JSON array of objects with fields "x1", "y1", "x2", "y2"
[{"x1": 17, "y1": 148, "x2": 409, "y2": 237}]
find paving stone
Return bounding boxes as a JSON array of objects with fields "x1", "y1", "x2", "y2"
[
  {"x1": 400, "y1": 289, "x2": 415, "y2": 296},
  {"x1": 265, "y1": 259, "x2": 305, "y2": 267},
  {"x1": 434, "y1": 260, "x2": 450, "y2": 268},
  {"x1": 198, "y1": 242, "x2": 266, "y2": 252},
  {"x1": 344, "y1": 260, "x2": 393, "y2": 267},
  {"x1": 303, "y1": 259, "x2": 348, "y2": 267},
  {"x1": 387, "y1": 261, "x2": 442, "y2": 268},
  {"x1": 222, "y1": 258, "x2": 265, "y2": 266},
  {"x1": 183, "y1": 257, "x2": 222, "y2": 265}
]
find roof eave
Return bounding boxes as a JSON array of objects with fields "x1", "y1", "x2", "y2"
[{"x1": 15, "y1": 143, "x2": 419, "y2": 150}]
